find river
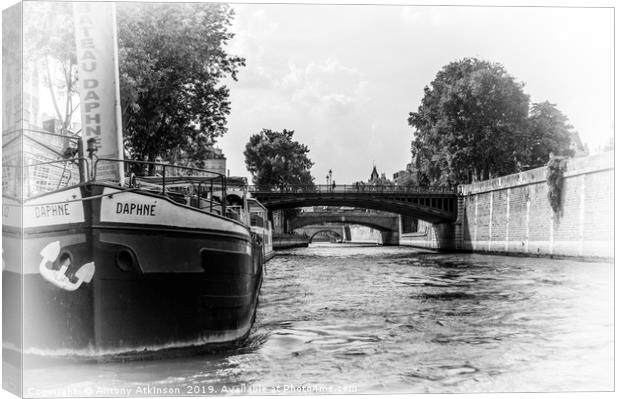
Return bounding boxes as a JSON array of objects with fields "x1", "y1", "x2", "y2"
[{"x1": 22, "y1": 244, "x2": 613, "y2": 396}]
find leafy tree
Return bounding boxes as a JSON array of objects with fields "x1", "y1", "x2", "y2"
[
  {"x1": 116, "y1": 3, "x2": 245, "y2": 168},
  {"x1": 23, "y1": 2, "x2": 78, "y2": 135},
  {"x1": 244, "y1": 129, "x2": 315, "y2": 190},
  {"x1": 524, "y1": 101, "x2": 576, "y2": 168},
  {"x1": 408, "y1": 57, "x2": 530, "y2": 185}
]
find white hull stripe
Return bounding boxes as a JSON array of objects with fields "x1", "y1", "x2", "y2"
[
  {"x1": 3, "y1": 188, "x2": 86, "y2": 228},
  {"x1": 99, "y1": 188, "x2": 249, "y2": 237}
]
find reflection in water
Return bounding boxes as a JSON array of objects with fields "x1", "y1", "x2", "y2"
[{"x1": 21, "y1": 243, "x2": 613, "y2": 394}]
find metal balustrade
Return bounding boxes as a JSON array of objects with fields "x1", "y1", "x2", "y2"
[
  {"x1": 247, "y1": 184, "x2": 456, "y2": 195},
  {"x1": 95, "y1": 158, "x2": 231, "y2": 216}
]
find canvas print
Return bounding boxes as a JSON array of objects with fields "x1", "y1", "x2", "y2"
[{"x1": 1, "y1": 0, "x2": 614, "y2": 397}]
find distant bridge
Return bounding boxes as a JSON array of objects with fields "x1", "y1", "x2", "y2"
[
  {"x1": 290, "y1": 211, "x2": 400, "y2": 232},
  {"x1": 249, "y1": 184, "x2": 457, "y2": 223},
  {"x1": 294, "y1": 225, "x2": 349, "y2": 243},
  {"x1": 290, "y1": 210, "x2": 400, "y2": 245}
]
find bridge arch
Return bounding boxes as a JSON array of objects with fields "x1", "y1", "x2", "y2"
[
  {"x1": 289, "y1": 214, "x2": 397, "y2": 233},
  {"x1": 293, "y1": 225, "x2": 346, "y2": 243},
  {"x1": 307, "y1": 229, "x2": 343, "y2": 243}
]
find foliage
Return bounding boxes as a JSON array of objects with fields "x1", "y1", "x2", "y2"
[
  {"x1": 399, "y1": 174, "x2": 419, "y2": 186},
  {"x1": 408, "y1": 58, "x2": 530, "y2": 186},
  {"x1": 546, "y1": 156, "x2": 566, "y2": 213},
  {"x1": 524, "y1": 101, "x2": 575, "y2": 168},
  {"x1": 23, "y1": 2, "x2": 78, "y2": 133},
  {"x1": 407, "y1": 58, "x2": 586, "y2": 186},
  {"x1": 20, "y1": 2, "x2": 243, "y2": 168},
  {"x1": 244, "y1": 129, "x2": 315, "y2": 190},
  {"x1": 116, "y1": 3, "x2": 245, "y2": 167}
]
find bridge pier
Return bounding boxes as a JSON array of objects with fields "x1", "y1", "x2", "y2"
[
  {"x1": 344, "y1": 225, "x2": 352, "y2": 241},
  {"x1": 380, "y1": 231, "x2": 400, "y2": 246},
  {"x1": 270, "y1": 210, "x2": 287, "y2": 234}
]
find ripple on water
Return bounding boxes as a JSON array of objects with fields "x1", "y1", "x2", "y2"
[
  {"x1": 21, "y1": 244, "x2": 614, "y2": 394},
  {"x1": 414, "y1": 292, "x2": 478, "y2": 301}
]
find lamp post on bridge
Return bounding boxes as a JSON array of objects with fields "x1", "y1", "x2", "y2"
[{"x1": 329, "y1": 169, "x2": 333, "y2": 191}]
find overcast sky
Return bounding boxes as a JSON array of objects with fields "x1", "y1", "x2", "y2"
[
  {"x1": 2, "y1": 1, "x2": 613, "y2": 184},
  {"x1": 219, "y1": 2, "x2": 614, "y2": 184}
]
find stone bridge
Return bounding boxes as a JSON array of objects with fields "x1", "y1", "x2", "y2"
[
  {"x1": 294, "y1": 225, "x2": 349, "y2": 243},
  {"x1": 249, "y1": 184, "x2": 457, "y2": 223},
  {"x1": 289, "y1": 211, "x2": 400, "y2": 245}
]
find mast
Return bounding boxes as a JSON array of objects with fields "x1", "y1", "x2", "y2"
[{"x1": 73, "y1": 2, "x2": 124, "y2": 185}]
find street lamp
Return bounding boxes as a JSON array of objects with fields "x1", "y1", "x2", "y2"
[
  {"x1": 325, "y1": 175, "x2": 329, "y2": 186},
  {"x1": 328, "y1": 169, "x2": 332, "y2": 186}
]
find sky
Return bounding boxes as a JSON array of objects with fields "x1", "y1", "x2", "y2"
[
  {"x1": 219, "y1": 1, "x2": 614, "y2": 184},
  {"x1": 1, "y1": 0, "x2": 614, "y2": 185}
]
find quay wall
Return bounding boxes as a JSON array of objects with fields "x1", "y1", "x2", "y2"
[
  {"x1": 400, "y1": 152, "x2": 614, "y2": 260},
  {"x1": 400, "y1": 222, "x2": 454, "y2": 250},
  {"x1": 273, "y1": 233, "x2": 309, "y2": 250}
]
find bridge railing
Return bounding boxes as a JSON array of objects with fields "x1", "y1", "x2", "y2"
[
  {"x1": 247, "y1": 184, "x2": 457, "y2": 194},
  {"x1": 295, "y1": 210, "x2": 395, "y2": 215}
]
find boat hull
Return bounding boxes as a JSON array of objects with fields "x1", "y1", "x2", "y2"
[{"x1": 2, "y1": 183, "x2": 264, "y2": 359}]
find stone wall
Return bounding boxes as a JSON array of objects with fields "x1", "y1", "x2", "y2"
[
  {"x1": 401, "y1": 152, "x2": 614, "y2": 260},
  {"x1": 399, "y1": 221, "x2": 454, "y2": 250},
  {"x1": 272, "y1": 233, "x2": 309, "y2": 250}
]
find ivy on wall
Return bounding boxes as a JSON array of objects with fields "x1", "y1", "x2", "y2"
[{"x1": 546, "y1": 156, "x2": 567, "y2": 214}]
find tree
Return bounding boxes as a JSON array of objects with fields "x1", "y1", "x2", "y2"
[
  {"x1": 23, "y1": 2, "x2": 79, "y2": 135},
  {"x1": 244, "y1": 129, "x2": 315, "y2": 190},
  {"x1": 524, "y1": 101, "x2": 576, "y2": 168},
  {"x1": 116, "y1": 3, "x2": 245, "y2": 168},
  {"x1": 408, "y1": 58, "x2": 530, "y2": 185}
]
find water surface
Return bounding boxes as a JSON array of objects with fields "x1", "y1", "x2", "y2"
[{"x1": 21, "y1": 244, "x2": 614, "y2": 395}]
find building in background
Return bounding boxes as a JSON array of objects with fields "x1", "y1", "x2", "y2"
[
  {"x1": 367, "y1": 165, "x2": 393, "y2": 186},
  {"x1": 202, "y1": 147, "x2": 227, "y2": 176},
  {"x1": 393, "y1": 158, "x2": 420, "y2": 186}
]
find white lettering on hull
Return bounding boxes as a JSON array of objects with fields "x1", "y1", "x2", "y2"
[
  {"x1": 11, "y1": 188, "x2": 86, "y2": 228},
  {"x1": 34, "y1": 203, "x2": 71, "y2": 218},
  {"x1": 99, "y1": 188, "x2": 250, "y2": 237},
  {"x1": 115, "y1": 202, "x2": 157, "y2": 216}
]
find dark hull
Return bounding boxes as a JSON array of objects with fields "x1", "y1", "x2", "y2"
[{"x1": 2, "y1": 183, "x2": 264, "y2": 359}]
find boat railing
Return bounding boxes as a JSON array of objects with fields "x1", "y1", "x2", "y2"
[
  {"x1": 250, "y1": 213, "x2": 265, "y2": 228},
  {"x1": 2, "y1": 157, "x2": 88, "y2": 200},
  {"x1": 190, "y1": 197, "x2": 222, "y2": 215},
  {"x1": 225, "y1": 205, "x2": 244, "y2": 222},
  {"x1": 3, "y1": 156, "x2": 243, "y2": 220},
  {"x1": 95, "y1": 158, "x2": 229, "y2": 216}
]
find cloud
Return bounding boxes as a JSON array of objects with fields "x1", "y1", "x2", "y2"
[
  {"x1": 228, "y1": 8, "x2": 280, "y2": 89},
  {"x1": 278, "y1": 58, "x2": 369, "y2": 116}
]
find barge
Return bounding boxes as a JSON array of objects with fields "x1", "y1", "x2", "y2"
[
  {"x1": 1, "y1": 1, "x2": 273, "y2": 360},
  {"x1": 3, "y1": 157, "x2": 270, "y2": 359}
]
